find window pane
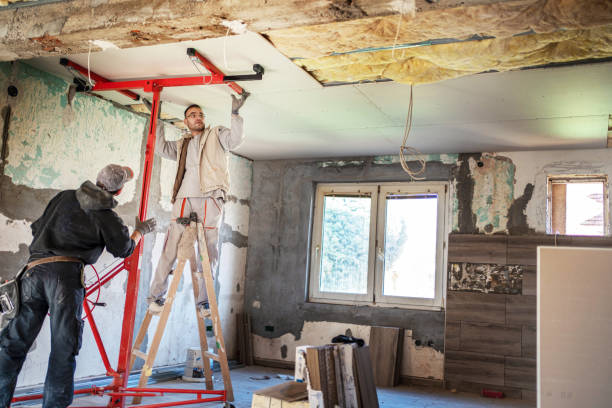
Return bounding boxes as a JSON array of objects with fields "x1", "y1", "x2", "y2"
[
  {"x1": 320, "y1": 195, "x2": 370, "y2": 294},
  {"x1": 566, "y1": 182, "x2": 604, "y2": 236},
  {"x1": 383, "y1": 194, "x2": 438, "y2": 299}
]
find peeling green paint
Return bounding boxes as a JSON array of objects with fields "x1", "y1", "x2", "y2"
[
  {"x1": 373, "y1": 153, "x2": 459, "y2": 165},
  {"x1": 469, "y1": 155, "x2": 516, "y2": 234},
  {"x1": 2, "y1": 61, "x2": 145, "y2": 200}
]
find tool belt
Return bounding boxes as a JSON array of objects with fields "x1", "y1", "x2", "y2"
[
  {"x1": 25, "y1": 255, "x2": 83, "y2": 272},
  {"x1": 0, "y1": 256, "x2": 83, "y2": 330}
]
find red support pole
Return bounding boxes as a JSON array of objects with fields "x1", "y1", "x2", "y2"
[
  {"x1": 83, "y1": 301, "x2": 118, "y2": 377},
  {"x1": 109, "y1": 89, "x2": 161, "y2": 407},
  {"x1": 60, "y1": 59, "x2": 140, "y2": 101}
]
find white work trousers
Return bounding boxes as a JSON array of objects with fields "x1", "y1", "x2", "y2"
[{"x1": 148, "y1": 197, "x2": 223, "y2": 305}]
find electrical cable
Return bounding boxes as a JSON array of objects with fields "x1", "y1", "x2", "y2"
[
  {"x1": 391, "y1": 0, "x2": 408, "y2": 61},
  {"x1": 399, "y1": 84, "x2": 426, "y2": 180},
  {"x1": 87, "y1": 41, "x2": 94, "y2": 87}
]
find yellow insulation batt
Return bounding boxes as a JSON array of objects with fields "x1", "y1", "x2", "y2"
[
  {"x1": 295, "y1": 26, "x2": 612, "y2": 85},
  {"x1": 267, "y1": 0, "x2": 612, "y2": 59}
]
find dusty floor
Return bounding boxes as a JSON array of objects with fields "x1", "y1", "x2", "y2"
[{"x1": 15, "y1": 365, "x2": 534, "y2": 407}]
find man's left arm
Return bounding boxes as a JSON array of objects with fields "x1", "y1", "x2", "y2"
[{"x1": 218, "y1": 93, "x2": 249, "y2": 151}]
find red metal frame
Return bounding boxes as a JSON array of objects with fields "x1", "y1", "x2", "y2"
[{"x1": 12, "y1": 50, "x2": 253, "y2": 407}]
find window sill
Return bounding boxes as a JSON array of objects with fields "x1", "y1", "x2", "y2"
[{"x1": 307, "y1": 296, "x2": 444, "y2": 311}]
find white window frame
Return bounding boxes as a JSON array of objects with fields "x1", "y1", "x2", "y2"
[
  {"x1": 309, "y1": 182, "x2": 449, "y2": 310},
  {"x1": 546, "y1": 174, "x2": 609, "y2": 236}
]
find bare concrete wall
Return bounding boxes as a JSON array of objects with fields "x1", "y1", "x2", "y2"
[
  {"x1": 0, "y1": 61, "x2": 251, "y2": 387},
  {"x1": 244, "y1": 148, "x2": 612, "y2": 380}
]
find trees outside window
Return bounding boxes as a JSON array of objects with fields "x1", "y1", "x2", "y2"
[{"x1": 309, "y1": 182, "x2": 448, "y2": 309}]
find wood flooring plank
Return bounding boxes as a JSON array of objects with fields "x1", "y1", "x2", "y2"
[
  {"x1": 445, "y1": 350, "x2": 505, "y2": 386},
  {"x1": 507, "y1": 235, "x2": 555, "y2": 265},
  {"x1": 448, "y1": 234, "x2": 507, "y2": 264},
  {"x1": 353, "y1": 346, "x2": 380, "y2": 408},
  {"x1": 446, "y1": 291, "x2": 506, "y2": 324},
  {"x1": 444, "y1": 380, "x2": 523, "y2": 399},
  {"x1": 445, "y1": 322, "x2": 460, "y2": 351},
  {"x1": 506, "y1": 295, "x2": 536, "y2": 326},
  {"x1": 522, "y1": 326, "x2": 536, "y2": 359},
  {"x1": 522, "y1": 265, "x2": 536, "y2": 296},
  {"x1": 369, "y1": 326, "x2": 402, "y2": 387},
  {"x1": 460, "y1": 322, "x2": 521, "y2": 357},
  {"x1": 505, "y1": 356, "x2": 536, "y2": 390}
]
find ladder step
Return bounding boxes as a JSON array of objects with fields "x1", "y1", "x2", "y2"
[
  {"x1": 202, "y1": 350, "x2": 220, "y2": 361},
  {"x1": 132, "y1": 349, "x2": 148, "y2": 361}
]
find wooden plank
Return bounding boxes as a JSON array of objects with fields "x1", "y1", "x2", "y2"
[
  {"x1": 246, "y1": 313, "x2": 254, "y2": 366},
  {"x1": 448, "y1": 234, "x2": 507, "y2": 264},
  {"x1": 505, "y1": 357, "x2": 536, "y2": 390},
  {"x1": 394, "y1": 329, "x2": 404, "y2": 386},
  {"x1": 337, "y1": 343, "x2": 359, "y2": 408},
  {"x1": 353, "y1": 346, "x2": 380, "y2": 408},
  {"x1": 369, "y1": 326, "x2": 402, "y2": 387},
  {"x1": 253, "y1": 381, "x2": 308, "y2": 402},
  {"x1": 557, "y1": 235, "x2": 612, "y2": 248},
  {"x1": 446, "y1": 291, "x2": 506, "y2": 324},
  {"x1": 236, "y1": 313, "x2": 247, "y2": 364},
  {"x1": 333, "y1": 346, "x2": 345, "y2": 408},
  {"x1": 324, "y1": 346, "x2": 338, "y2": 407},
  {"x1": 306, "y1": 347, "x2": 322, "y2": 391},
  {"x1": 445, "y1": 322, "x2": 460, "y2": 351},
  {"x1": 522, "y1": 265, "x2": 536, "y2": 296},
  {"x1": 507, "y1": 235, "x2": 555, "y2": 265},
  {"x1": 445, "y1": 350, "x2": 505, "y2": 386},
  {"x1": 522, "y1": 390, "x2": 537, "y2": 401},
  {"x1": 521, "y1": 326, "x2": 536, "y2": 359},
  {"x1": 506, "y1": 295, "x2": 536, "y2": 326},
  {"x1": 459, "y1": 322, "x2": 521, "y2": 357}
]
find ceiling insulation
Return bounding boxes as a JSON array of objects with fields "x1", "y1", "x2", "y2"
[
  {"x1": 295, "y1": 26, "x2": 612, "y2": 85},
  {"x1": 266, "y1": 0, "x2": 612, "y2": 59}
]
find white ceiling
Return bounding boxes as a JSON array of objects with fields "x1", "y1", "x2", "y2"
[{"x1": 26, "y1": 32, "x2": 612, "y2": 160}]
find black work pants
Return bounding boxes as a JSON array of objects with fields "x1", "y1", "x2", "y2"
[{"x1": 0, "y1": 262, "x2": 84, "y2": 408}]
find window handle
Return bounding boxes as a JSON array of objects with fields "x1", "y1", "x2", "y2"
[{"x1": 377, "y1": 246, "x2": 384, "y2": 260}]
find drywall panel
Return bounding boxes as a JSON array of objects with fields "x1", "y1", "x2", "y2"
[{"x1": 538, "y1": 247, "x2": 612, "y2": 408}]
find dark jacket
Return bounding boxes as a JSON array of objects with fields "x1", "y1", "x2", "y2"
[{"x1": 28, "y1": 181, "x2": 135, "y2": 264}]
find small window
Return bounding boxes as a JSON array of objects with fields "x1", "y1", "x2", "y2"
[
  {"x1": 309, "y1": 182, "x2": 448, "y2": 309},
  {"x1": 547, "y1": 175, "x2": 609, "y2": 236}
]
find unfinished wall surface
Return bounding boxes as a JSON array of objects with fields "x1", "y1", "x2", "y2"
[
  {"x1": 0, "y1": 61, "x2": 251, "y2": 387},
  {"x1": 244, "y1": 147, "x2": 612, "y2": 381}
]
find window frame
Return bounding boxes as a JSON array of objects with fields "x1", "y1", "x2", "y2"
[
  {"x1": 546, "y1": 174, "x2": 609, "y2": 236},
  {"x1": 309, "y1": 182, "x2": 449, "y2": 310}
]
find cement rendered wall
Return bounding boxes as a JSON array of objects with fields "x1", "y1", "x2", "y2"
[
  {"x1": 0, "y1": 61, "x2": 251, "y2": 388},
  {"x1": 244, "y1": 149, "x2": 612, "y2": 380}
]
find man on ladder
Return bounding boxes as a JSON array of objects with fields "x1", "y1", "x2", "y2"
[{"x1": 146, "y1": 93, "x2": 249, "y2": 316}]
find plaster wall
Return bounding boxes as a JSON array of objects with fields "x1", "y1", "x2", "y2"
[
  {"x1": 244, "y1": 148, "x2": 612, "y2": 380},
  {"x1": 0, "y1": 61, "x2": 251, "y2": 387}
]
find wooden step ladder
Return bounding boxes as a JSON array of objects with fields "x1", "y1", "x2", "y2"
[{"x1": 129, "y1": 219, "x2": 233, "y2": 404}]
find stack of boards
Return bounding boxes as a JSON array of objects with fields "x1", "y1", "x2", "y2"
[{"x1": 252, "y1": 326, "x2": 404, "y2": 408}]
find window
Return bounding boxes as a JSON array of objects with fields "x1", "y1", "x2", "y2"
[
  {"x1": 547, "y1": 175, "x2": 609, "y2": 236},
  {"x1": 309, "y1": 182, "x2": 448, "y2": 309}
]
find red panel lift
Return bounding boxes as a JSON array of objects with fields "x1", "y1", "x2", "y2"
[{"x1": 11, "y1": 49, "x2": 263, "y2": 408}]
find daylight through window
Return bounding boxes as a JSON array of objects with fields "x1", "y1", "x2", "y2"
[{"x1": 310, "y1": 183, "x2": 448, "y2": 309}]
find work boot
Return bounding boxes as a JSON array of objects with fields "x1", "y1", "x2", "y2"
[{"x1": 148, "y1": 298, "x2": 165, "y2": 314}]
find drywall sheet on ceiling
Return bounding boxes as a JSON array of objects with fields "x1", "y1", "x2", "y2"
[
  {"x1": 25, "y1": 32, "x2": 320, "y2": 122},
  {"x1": 296, "y1": 27, "x2": 612, "y2": 85},
  {"x1": 538, "y1": 246, "x2": 612, "y2": 408}
]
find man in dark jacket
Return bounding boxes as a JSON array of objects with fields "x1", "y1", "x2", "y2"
[{"x1": 0, "y1": 164, "x2": 156, "y2": 408}]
